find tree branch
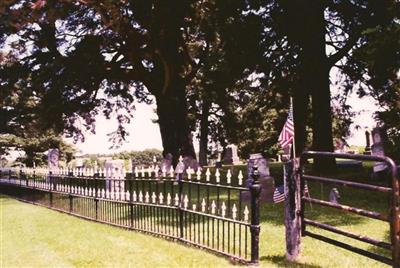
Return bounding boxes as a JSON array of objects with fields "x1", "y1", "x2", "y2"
[{"x1": 327, "y1": 31, "x2": 360, "y2": 67}]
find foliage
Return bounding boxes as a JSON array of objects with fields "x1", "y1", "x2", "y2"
[
  {"x1": 113, "y1": 149, "x2": 163, "y2": 167},
  {"x1": 76, "y1": 149, "x2": 163, "y2": 168},
  {"x1": 0, "y1": 132, "x2": 76, "y2": 167}
]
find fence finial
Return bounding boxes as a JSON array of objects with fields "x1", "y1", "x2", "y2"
[
  {"x1": 238, "y1": 170, "x2": 243, "y2": 185},
  {"x1": 206, "y1": 168, "x2": 211, "y2": 182},
  {"x1": 215, "y1": 168, "x2": 220, "y2": 183},
  {"x1": 232, "y1": 204, "x2": 237, "y2": 220},
  {"x1": 211, "y1": 201, "x2": 216, "y2": 214},
  {"x1": 227, "y1": 169, "x2": 232, "y2": 184},
  {"x1": 167, "y1": 193, "x2": 171, "y2": 205},
  {"x1": 196, "y1": 169, "x2": 201, "y2": 181},
  {"x1": 221, "y1": 202, "x2": 226, "y2": 217}
]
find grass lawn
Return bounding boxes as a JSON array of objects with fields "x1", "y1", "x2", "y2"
[{"x1": 1, "y1": 162, "x2": 392, "y2": 267}]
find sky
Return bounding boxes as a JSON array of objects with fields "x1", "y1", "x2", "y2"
[
  {"x1": 67, "y1": 92, "x2": 379, "y2": 155},
  {"x1": 66, "y1": 102, "x2": 164, "y2": 155}
]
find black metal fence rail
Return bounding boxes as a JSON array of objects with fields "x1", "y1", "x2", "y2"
[
  {"x1": 0, "y1": 164, "x2": 260, "y2": 264},
  {"x1": 300, "y1": 151, "x2": 400, "y2": 267}
]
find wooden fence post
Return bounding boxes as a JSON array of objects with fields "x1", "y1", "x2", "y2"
[{"x1": 284, "y1": 159, "x2": 302, "y2": 261}]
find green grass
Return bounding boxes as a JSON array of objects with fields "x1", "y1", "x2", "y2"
[
  {"x1": 1, "y1": 195, "x2": 232, "y2": 268},
  {"x1": 1, "y1": 161, "x2": 392, "y2": 267}
]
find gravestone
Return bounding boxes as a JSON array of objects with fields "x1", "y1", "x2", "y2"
[
  {"x1": 364, "y1": 130, "x2": 371, "y2": 155},
  {"x1": 104, "y1": 159, "x2": 125, "y2": 192},
  {"x1": 160, "y1": 153, "x2": 173, "y2": 173},
  {"x1": 174, "y1": 158, "x2": 185, "y2": 180},
  {"x1": 223, "y1": 144, "x2": 240, "y2": 165},
  {"x1": 215, "y1": 153, "x2": 222, "y2": 168},
  {"x1": 329, "y1": 188, "x2": 340, "y2": 204},
  {"x1": 371, "y1": 127, "x2": 388, "y2": 175},
  {"x1": 48, "y1": 148, "x2": 59, "y2": 170},
  {"x1": 242, "y1": 153, "x2": 274, "y2": 203},
  {"x1": 47, "y1": 148, "x2": 59, "y2": 182},
  {"x1": 182, "y1": 155, "x2": 201, "y2": 172}
]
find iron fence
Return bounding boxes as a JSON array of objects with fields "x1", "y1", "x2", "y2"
[
  {"x1": 0, "y1": 163, "x2": 260, "y2": 264},
  {"x1": 299, "y1": 151, "x2": 400, "y2": 267}
]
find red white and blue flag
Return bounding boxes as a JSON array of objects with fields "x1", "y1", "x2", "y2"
[
  {"x1": 273, "y1": 183, "x2": 309, "y2": 204},
  {"x1": 278, "y1": 103, "x2": 294, "y2": 149}
]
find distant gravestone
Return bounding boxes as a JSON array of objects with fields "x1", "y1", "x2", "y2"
[
  {"x1": 329, "y1": 188, "x2": 341, "y2": 204},
  {"x1": 371, "y1": 127, "x2": 388, "y2": 175},
  {"x1": 174, "y1": 158, "x2": 185, "y2": 179},
  {"x1": 48, "y1": 148, "x2": 59, "y2": 171},
  {"x1": 364, "y1": 130, "x2": 371, "y2": 155},
  {"x1": 182, "y1": 155, "x2": 201, "y2": 171},
  {"x1": 160, "y1": 153, "x2": 173, "y2": 173},
  {"x1": 223, "y1": 144, "x2": 240, "y2": 165},
  {"x1": 105, "y1": 160, "x2": 125, "y2": 192},
  {"x1": 242, "y1": 153, "x2": 274, "y2": 203}
]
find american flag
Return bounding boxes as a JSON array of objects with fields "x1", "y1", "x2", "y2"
[
  {"x1": 278, "y1": 103, "x2": 294, "y2": 149},
  {"x1": 273, "y1": 183, "x2": 309, "y2": 204}
]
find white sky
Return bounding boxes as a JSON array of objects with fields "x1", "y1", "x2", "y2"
[
  {"x1": 67, "y1": 92, "x2": 378, "y2": 155},
  {"x1": 66, "y1": 102, "x2": 164, "y2": 155}
]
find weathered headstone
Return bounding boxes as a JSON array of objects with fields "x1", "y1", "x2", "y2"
[
  {"x1": 334, "y1": 138, "x2": 347, "y2": 152},
  {"x1": 160, "y1": 153, "x2": 173, "y2": 173},
  {"x1": 182, "y1": 155, "x2": 201, "y2": 172},
  {"x1": 175, "y1": 157, "x2": 185, "y2": 180},
  {"x1": 371, "y1": 127, "x2": 388, "y2": 175},
  {"x1": 223, "y1": 144, "x2": 240, "y2": 165},
  {"x1": 364, "y1": 130, "x2": 371, "y2": 155},
  {"x1": 329, "y1": 188, "x2": 340, "y2": 204},
  {"x1": 105, "y1": 159, "x2": 125, "y2": 192},
  {"x1": 242, "y1": 153, "x2": 274, "y2": 203},
  {"x1": 48, "y1": 148, "x2": 59, "y2": 171}
]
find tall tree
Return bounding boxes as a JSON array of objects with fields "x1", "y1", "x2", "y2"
[
  {"x1": 242, "y1": 0, "x2": 399, "y2": 169},
  {"x1": 0, "y1": 0, "x2": 205, "y2": 163}
]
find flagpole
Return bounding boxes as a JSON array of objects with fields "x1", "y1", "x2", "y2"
[{"x1": 290, "y1": 97, "x2": 296, "y2": 159}]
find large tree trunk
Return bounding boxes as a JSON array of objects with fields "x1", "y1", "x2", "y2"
[
  {"x1": 301, "y1": 3, "x2": 335, "y2": 170},
  {"x1": 198, "y1": 99, "x2": 210, "y2": 166},
  {"x1": 155, "y1": 74, "x2": 196, "y2": 165},
  {"x1": 293, "y1": 79, "x2": 309, "y2": 157}
]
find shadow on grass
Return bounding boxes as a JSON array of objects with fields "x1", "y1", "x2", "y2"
[
  {"x1": 368, "y1": 230, "x2": 392, "y2": 260},
  {"x1": 260, "y1": 255, "x2": 322, "y2": 268}
]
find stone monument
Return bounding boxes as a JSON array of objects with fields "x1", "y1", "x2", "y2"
[
  {"x1": 182, "y1": 155, "x2": 201, "y2": 172},
  {"x1": 47, "y1": 148, "x2": 59, "y2": 182},
  {"x1": 160, "y1": 153, "x2": 173, "y2": 173},
  {"x1": 104, "y1": 159, "x2": 125, "y2": 192},
  {"x1": 371, "y1": 127, "x2": 388, "y2": 176},
  {"x1": 48, "y1": 148, "x2": 59, "y2": 171},
  {"x1": 223, "y1": 144, "x2": 241, "y2": 165},
  {"x1": 364, "y1": 130, "x2": 371, "y2": 155},
  {"x1": 329, "y1": 188, "x2": 341, "y2": 204},
  {"x1": 242, "y1": 153, "x2": 274, "y2": 203}
]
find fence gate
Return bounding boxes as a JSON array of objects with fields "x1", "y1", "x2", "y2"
[
  {"x1": 300, "y1": 151, "x2": 399, "y2": 267},
  {"x1": 0, "y1": 163, "x2": 261, "y2": 264}
]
